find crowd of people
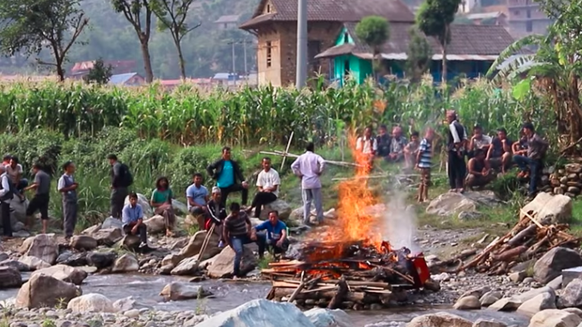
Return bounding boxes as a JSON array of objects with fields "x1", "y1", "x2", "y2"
[{"x1": 355, "y1": 110, "x2": 550, "y2": 201}]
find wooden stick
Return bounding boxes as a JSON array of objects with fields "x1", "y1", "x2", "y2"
[
  {"x1": 520, "y1": 209, "x2": 544, "y2": 229},
  {"x1": 328, "y1": 278, "x2": 348, "y2": 309},
  {"x1": 288, "y1": 271, "x2": 305, "y2": 303},
  {"x1": 196, "y1": 224, "x2": 215, "y2": 264},
  {"x1": 281, "y1": 132, "x2": 294, "y2": 171},
  {"x1": 260, "y1": 151, "x2": 363, "y2": 167}
]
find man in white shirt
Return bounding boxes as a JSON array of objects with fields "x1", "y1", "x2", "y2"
[
  {"x1": 356, "y1": 127, "x2": 377, "y2": 169},
  {"x1": 5, "y1": 156, "x2": 28, "y2": 202},
  {"x1": 0, "y1": 166, "x2": 13, "y2": 237},
  {"x1": 246, "y1": 157, "x2": 280, "y2": 218},
  {"x1": 291, "y1": 143, "x2": 325, "y2": 226},
  {"x1": 468, "y1": 125, "x2": 492, "y2": 159}
]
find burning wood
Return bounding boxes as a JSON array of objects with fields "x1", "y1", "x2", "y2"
[
  {"x1": 454, "y1": 209, "x2": 580, "y2": 274},
  {"x1": 262, "y1": 241, "x2": 431, "y2": 310}
]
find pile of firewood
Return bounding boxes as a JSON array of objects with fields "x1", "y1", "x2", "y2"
[
  {"x1": 545, "y1": 163, "x2": 582, "y2": 198},
  {"x1": 454, "y1": 210, "x2": 580, "y2": 275},
  {"x1": 262, "y1": 241, "x2": 432, "y2": 310}
]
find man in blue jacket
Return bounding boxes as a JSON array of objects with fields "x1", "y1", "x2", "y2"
[{"x1": 207, "y1": 147, "x2": 249, "y2": 207}]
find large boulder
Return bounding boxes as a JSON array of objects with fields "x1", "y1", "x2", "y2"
[
  {"x1": 15, "y1": 274, "x2": 81, "y2": 308},
  {"x1": 179, "y1": 230, "x2": 220, "y2": 260},
  {"x1": 206, "y1": 246, "x2": 257, "y2": 278},
  {"x1": 472, "y1": 320, "x2": 507, "y2": 327},
  {"x1": 304, "y1": 308, "x2": 352, "y2": 327},
  {"x1": 101, "y1": 217, "x2": 123, "y2": 230},
  {"x1": 194, "y1": 299, "x2": 315, "y2": 327},
  {"x1": 170, "y1": 257, "x2": 201, "y2": 276},
  {"x1": 259, "y1": 199, "x2": 292, "y2": 221},
  {"x1": 112, "y1": 254, "x2": 139, "y2": 273},
  {"x1": 70, "y1": 235, "x2": 98, "y2": 251},
  {"x1": 67, "y1": 293, "x2": 115, "y2": 313},
  {"x1": 528, "y1": 309, "x2": 581, "y2": 327},
  {"x1": 159, "y1": 282, "x2": 212, "y2": 301},
  {"x1": 534, "y1": 247, "x2": 582, "y2": 284},
  {"x1": 0, "y1": 266, "x2": 22, "y2": 289},
  {"x1": 7, "y1": 197, "x2": 29, "y2": 224},
  {"x1": 19, "y1": 234, "x2": 58, "y2": 264},
  {"x1": 560, "y1": 278, "x2": 582, "y2": 308},
  {"x1": 124, "y1": 193, "x2": 153, "y2": 217},
  {"x1": 32, "y1": 265, "x2": 88, "y2": 285},
  {"x1": 87, "y1": 251, "x2": 117, "y2": 269},
  {"x1": 144, "y1": 215, "x2": 166, "y2": 234},
  {"x1": 520, "y1": 193, "x2": 572, "y2": 224},
  {"x1": 92, "y1": 228, "x2": 123, "y2": 246},
  {"x1": 0, "y1": 259, "x2": 30, "y2": 271},
  {"x1": 516, "y1": 290, "x2": 556, "y2": 316},
  {"x1": 426, "y1": 191, "x2": 500, "y2": 216},
  {"x1": 407, "y1": 312, "x2": 473, "y2": 327},
  {"x1": 454, "y1": 295, "x2": 481, "y2": 310},
  {"x1": 18, "y1": 256, "x2": 51, "y2": 270}
]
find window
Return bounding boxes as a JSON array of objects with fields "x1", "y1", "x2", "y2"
[
  {"x1": 343, "y1": 32, "x2": 349, "y2": 43},
  {"x1": 514, "y1": 10, "x2": 520, "y2": 15},
  {"x1": 224, "y1": 23, "x2": 228, "y2": 29},
  {"x1": 266, "y1": 41, "x2": 272, "y2": 68},
  {"x1": 526, "y1": 21, "x2": 533, "y2": 32},
  {"x1": 526, "y1": 9, "x2": 531, "y2": 18},
  {"x1": 266, "y1": 4, "x2": 272, "y2": 12}
]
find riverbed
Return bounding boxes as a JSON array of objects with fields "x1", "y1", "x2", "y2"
[{"x1": 0, "y1": 273, "x2": 530, "y2": 326}]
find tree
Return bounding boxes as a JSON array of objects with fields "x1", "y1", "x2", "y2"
[
  {"x1": 0, "y1": 0, "x2": 89, "y2": 81},
  {"x1": 416, "y1": 0, "x2": 462, "y2": 84},
  {"x1": 355, "y1": 16, "x2": 390, "y2": 80},
  {"x1": 111, "y1": 0, "x2": 154, "y2": 83},
  {"x1": 151, "y1": 0, "x2": 200, "y2": 79},
  {"x1": 405, "y1": 26, "x2": 433, "y2": 83},
  {"x1": 84, "y1": 58, "x2": 113, "y2": 84}
]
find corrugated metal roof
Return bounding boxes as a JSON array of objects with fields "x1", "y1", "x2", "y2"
[
  {"x1": 109, "y1": 73, "x2": 138, "y2": 85},
  {"x1": 467, "y1": 12, "x2": 504, "y2": 20}
]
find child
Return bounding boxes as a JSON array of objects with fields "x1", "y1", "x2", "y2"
[
  {"x1": 416, "y1": 128, "x2": 434, "y2": 203},
  {"x1": 404, "y1": 131, "x2": 420, "y2": 169}
]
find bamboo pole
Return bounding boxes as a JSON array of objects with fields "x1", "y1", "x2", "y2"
[{"x1": 281, "y1": 132, "x2": 294, "y2": 171}]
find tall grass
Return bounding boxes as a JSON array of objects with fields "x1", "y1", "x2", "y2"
[{"x1": 0, "y1": 76, "x2": 553, "y2": 147}]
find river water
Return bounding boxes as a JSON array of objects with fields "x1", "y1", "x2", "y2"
[{"x1": 0, "y1": 273, "x2": 529, "y2": 326}]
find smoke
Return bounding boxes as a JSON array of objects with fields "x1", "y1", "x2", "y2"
[{"x1": 381, "y1": 189, "x2": 420, "y2": 253}]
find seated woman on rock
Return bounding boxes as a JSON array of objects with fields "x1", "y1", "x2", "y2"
[{"x1": 150, "y1": 176, "x2": 176, "y2": 237}]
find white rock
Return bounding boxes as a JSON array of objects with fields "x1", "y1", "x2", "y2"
[
  {"x1": 304, "y1": 308, "x2": 352, "y2": 327},
  {"x1": 159, "y1": 282, "x2": 212, "y2": 301},
  {"x1": 454, "y1": 296, "x2": 481, "y2": 310},
  {"x1": 31, "y1": 265, "x2": 88, "y2": 285},
  {"x1": 144, "y1": 215, "x2": 166, "y2": 234},
  {"x1": 18, "y1": 256, "x2": 50, "y2": 271},
  {"x1": 516, "y1": 291, "x2": 556, "y2": 316},
  {"x1": 112, "y1": 254, "x2": 139, "y2": 273},
  {"x1": 407, "y1": 312, "x2": 472, "y2": 327},
  {"x1": 528, "y1": 309, "x2": 581, "y2": 327},
  {"x1": 67, "y1": 293, "x2": 115, "y2": 313},
  {"x1": 520, "y1": 193, "x2": 572, "y2": 224}
]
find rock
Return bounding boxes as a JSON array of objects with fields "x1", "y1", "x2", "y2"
[
  {"x1": 259, "y1": 199, "x2": 292, "y2": 221},
  {"x1": 57, "y1": 252, "x2": 88, "y2": 267},
  {"x1": 560, "y1": 278, "x2": 582, "y2": 308},
  {"x1": 566, "y1": 163, "x2": 582, "y2": 174},
  {"x1": 480, "y1": 291, "x2": 502, "y2": 307},
  {"x1": 112, "y1": 254, "x2": 139, "y2": 273},
  {"x1": 120, "y1": 235, "x2": 141, "y2": 250},
  {"x1": 18, "y1": 256, "x2": 50, "y2": 270},
  {"x1": 15, "y1": 274, "x2": 81, "y2": 308},
  {"x1": 19, "y1": 234, "x2": 58, "y2": 264},
  {"x1": 290, "y1": 207, "x2": 304, "y2": 222},
  {"x1": 67, "y1": 293, "x2": 115, "y2": 313},
  {"x1": 124, "y1": 193, "x2": 153, "y2": 217},
  {"x1": 32, "y1": 265, "x2": 88, "y2": 285},
  {"x1": 528, "y1": 309, "x2": 581, "y2": 327},
  {"x1": 194, "y1": 299, "x2": 315, "y2": 327},
  {"x1": 0, "y1": 266, "x2": 22, "y2": 288},
  {"x1": 458, "y1": 211, "x2": 484, "y2": 220},
  {"x1": 171, "y1": 199, "x2": 188, "y2": 214},
  {"x1": 472, "y1": 320, "x2": 507, "y2": 327},
  {"x1": 159, "y1": 282, "x2": 212, "y2": 301},
  {"x1": 144, "y1": 215, "x2": 166, "y2": 234},
  {"x1": 162, "y1": 253, "x2": 184, "y2": 267},
  {"x1": 101, "y1": 217, "x2": 123, "y2": 230},
  {"x1": 179, "y1": 231, "x2": 220, "y2": 260},
  {"x1": 509, "y1": 271, "x2": 527, "y2": 283},
  {"x1": 534, "y1": 247, "x2": 582, "y2": 284},
  {"x1": 304, "y1": 308, "x2": 352, "y2": 327},
  {"x1": 0, "y1": 253, "x2": 8, "y2": 262},
  {"x1": 82, "y1": 224, "x2": 101, "y2": 235},
  {"x1": 92, "y1": 228, "x2": 123, "y2": 247},
  {"x1": 170, "y1": 257, "x2": 201, "y2": 276},
  {"x1": 87, "y1": 251, "x2": 117, "y2": 269},
  {"x1": 488, "y1": 298, "x2": 522, "y2": 311},
  {"x1": 460, "y1": 286, "x2": 491, "y2": 299},
  {"x1": 112, "y1": 296, "x2": 138, "y2": 312},
  {"x1": 562, "y1": 308, "x2": 582, "y2": 319},
  {"x1": 454, "y1": 295, "x2": 481, "y2": 310},
  {"x1": 70, "y1": 235, "x2": 98, "y2": 251},
  {"x1": 520, "y1": 193, "x2": 572, "y2": 224},
  {"x1": 516, "y1": 290, "x2": 556, "y2": 316},
  {"x1": 426, "y1": 191, "x2": 500, "y2": 216},
  {"x1": 206, "y1": 246, "x2": 258, "y2": 278},
  {"x1": 0, "y1": 259, "x2": 30, "y2": 271},
  {"x1": 407, "y1": 312, "x2": 472, "y2": 327},
  {"x1": 8, "y1": 197, "x2": 29, "y2": 224},
  {"x1": 549, "y1": 276, "x2": 563, "y2": 290}
]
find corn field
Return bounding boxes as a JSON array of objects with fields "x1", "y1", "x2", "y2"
[{"x1": 0, "y1": 76, "x2": 553, "y2": 146}]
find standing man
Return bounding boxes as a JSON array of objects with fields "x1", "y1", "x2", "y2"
[
  {"x1": 58, "y1": 161, "x2": 78, "y2": 241},
  {"x1": 356, "y1": 127, "x2": 377, "y2": 169},
  {"x1": 186, "y1": 173, "x2": 210, "y2": 227},
  {"x1": 446, "y1": 110, "x2": 468, "y2": 193},
  {"x1": 513, "y1": 122, "x2": 549, "y2": 200},
  {"x1": 122, "y1": 192, "x2": 148, "y2": 249},
  {"x1": 291, "y1": 142, "x2": 325, "y2": 226},
  {"x1": 207, "y1": 147, "x2": 249, "y2": 207},
  {"x1": 5, "y1": 156, "x2": 28, "y2": 202},
  {"x1": 0, "y1": 166, "x2": 13, "y2": 238},
  {"x1": 107, "y1": 154, "x2": 133, "y2": 219},
  {"x1": 246, "y1": 157, "x2": 280, "y2": 218},
  {"x1": 23, "y1": 163, "x2": 51, "y2": 233}
]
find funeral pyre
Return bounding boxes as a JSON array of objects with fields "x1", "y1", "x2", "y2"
[{"x1": 262, "y1": 135, "x2": 433, "y2": 310}]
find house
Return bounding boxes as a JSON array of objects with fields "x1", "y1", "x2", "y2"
[
  {"x1": 215, "y1": 15, "x2": 241, "y2": 30},
  {"x1": 109, "y1": 73, "x2": 145, "y2": 86},
  {"x1": 239, "y1": 0, "x2": 416, "y2": 87},
  {"x1": 69, "y1": 60, "x2": 137, "y2": 80},
  {"x1": 506, "y1": 0, "x2": 552, "y2": 37},
  {"x1": 466, "y1": 12, "x2": 508, "y2": 26},
  {"x1": 315, "y1": 23, "x2": 515, "y2": 84}
]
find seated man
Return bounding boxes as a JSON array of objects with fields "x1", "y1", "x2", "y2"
[
  {"x1": 223, "y1": 202, "x2": 265, "y2": 279},
  {"x1": 121, "y1": 192, "x2": 148, "y2": 249},
  {"x1": 254, "y1": 210, "x2": 289, "y2": 258},
  {"x1": 467, "y1": 125, "x2": 492, "y2": 159},
  {"x1": 5, "y1": 156, "x2": 28, "y2": 202},
  {"x1": 246, "y1": 157, "x2": 280, "y2": 218},
  {"x1": 487, "y1": 128, "x2": 513, "y2": 174},
  {"x1": 206, "y1": 187, "x2": 227, "y2": 247},
  {"x1": 465, "y1": 149, "x2": 496, "y2": 189},
  {"x1": 186, "y1": 173, "x2": 209, "y2": 227},
  {"x1": 387, "y1": 126, "x2": 407, "y2": 162},
  {"x1": 356, "y1": 127, "x2": 377, "y2": 168},
  {"x1": 376, "y1": 125, "x2": 391, "y2": 158},
  {"x1": 404, "y1": 131, "x2": 420, "y2": 169}
]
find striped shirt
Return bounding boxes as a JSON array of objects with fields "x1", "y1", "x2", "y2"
[{"x1": 418, "y1": 138, "x2": 432, "y2": 168}]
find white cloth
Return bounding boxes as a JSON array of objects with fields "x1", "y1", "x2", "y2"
[
  {"x1": 356, "y1": 137, "x2": 377, "y2": 154},
  {"x1": 0, "y1": 173, "x2": 10, "y2": 198},
  {"x1": 256, "y1": 168, "x2": 281, "y2": 197},
  {"x1": 291, "y1": 151, "x2": 325, "y2": 189}
]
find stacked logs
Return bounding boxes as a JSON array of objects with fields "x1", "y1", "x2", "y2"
[
  {"x1": 454, "y1": 210, "x2": 579, "y2": 275},
  {"x1": 546, "y1": 163, "x2": 582, "y2": 198}
]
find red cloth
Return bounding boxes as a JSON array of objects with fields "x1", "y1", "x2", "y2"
[{"x1": 204, "y1": 218, "x2": 212, "y2": 230}]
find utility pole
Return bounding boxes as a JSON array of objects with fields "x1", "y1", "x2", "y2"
[
  {"x1": 228, "y1": 41, "x2": 236, "y2": 87},
  {"x1": 242, "y1": 40, "x2": 248, "y2": 77},
  {"x1": 296, "y1": 0, "x2": 307, "y2": 89}
]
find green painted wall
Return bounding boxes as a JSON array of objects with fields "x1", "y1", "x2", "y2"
[{"x1": 332, "y1": 27, "x2": 372, "y2": 85}]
